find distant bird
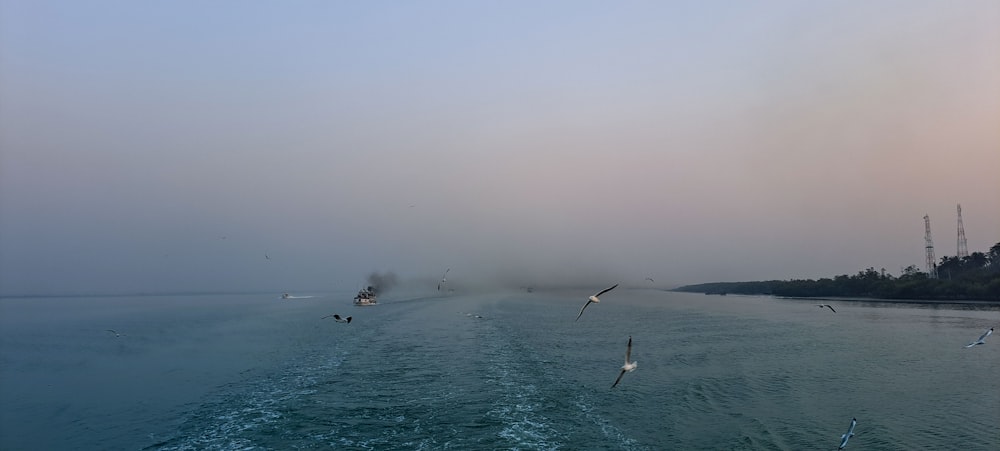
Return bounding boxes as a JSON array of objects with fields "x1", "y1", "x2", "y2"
[
  {"x1": 105, "y1": 329, "x2": 125, "y2": 338},
  {"x1": 645, "y1": 277, "x2": 654, "y2": 283},
  {"x1": 265, "y1": 253, "x2": 271, "y2": 261},
  {"x1": 575, "y1": 283, "x2": 618, "y2": 322},
  {"x1": 964, "y1": 327, "x2": 993, "y2": 348},
  {"x1": 817, "y1": 304, "x2": 837, "y2": 313},
  {"x1": 611, "y1": 336, "x2": 637, "y2": 388},
  {"x1": 838, "y1": 417, "x2": 857, "y2": 449},
  {"x1": 322, "y1": 314, "x2": 352, "y2": 323},
  {"x1": 438, "y1": 268, "x2": 450, "y2": 291}
]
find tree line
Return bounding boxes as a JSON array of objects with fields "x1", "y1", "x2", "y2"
[{"x1": 674, "y1": 242, "x2": 1000, "y2": 301}]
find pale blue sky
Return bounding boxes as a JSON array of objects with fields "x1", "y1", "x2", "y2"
[{"x1": 2, "y1": 1, "x2": 998, "y2": 295}]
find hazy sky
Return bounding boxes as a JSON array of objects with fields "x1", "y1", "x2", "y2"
[{"x1": 1, "y1": 1, "x2": 998, "y2": 295}]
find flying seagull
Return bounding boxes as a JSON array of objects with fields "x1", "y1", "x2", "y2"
[
  {"x1": 645, "y1": 277, "x2": 654, "y2": 283},
  {"x1": 838, "y1": 417, "x2": 857, "y2": 449},
  {"x1": 438, "y1": 268, "x2": 450, "y2": 291},
  {"x1": 265, "y1": 253, "x2": 271, "y2": 261},
  {"x1": 322, "y1": 314, "x2": 352, "y2": 323},
  {"x1": 105, "y1": 329, "x2": 125, "y2": 338},
  {"x1": 575, "y1": 283, "x2": 618, "y2": 322},
  {"x1": 964, "y1": 327, "x2": 993, "y2": 348},
  {"x1": 611, "y1": 335, "x2": 637, "y2": 388},
  {"x1": 817, "y1": 304, "x2": 837, "y2": 313}
]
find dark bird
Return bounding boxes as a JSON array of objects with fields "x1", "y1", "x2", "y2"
[
  {"x1": 611, "y1": 336, "x2": 637, "y2": 388},
  {"x1": 106, "y1": 329, "x2": 125, "y2": 337},
  {"x1": 322, "y1": 314, "x2": 352, "y2": 323},
  {"x1": 576, "y1": 283, "x2": 618, "y2": 322},
  {"x1": 817, "y1": 304, "x2": 837, "y2": 313}
]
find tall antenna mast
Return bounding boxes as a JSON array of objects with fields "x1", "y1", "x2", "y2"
[
  {"x1": 956, "y1": 204, "x2": 969, "y2": 258},
  {"x1": 924, "y1": 214, "x2": 938, "y2": 278}
]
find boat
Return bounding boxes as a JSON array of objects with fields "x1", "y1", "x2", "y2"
[
  {"x1": 354, "y1": 286, "x2": 377, "y2": 306},
  {"x1": 281, "y1": 292, "x2": 291, "y2": 299}
]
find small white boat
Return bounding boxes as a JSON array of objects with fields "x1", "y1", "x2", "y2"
[
  {"x1": 354, "y1": 286, "x2": 377, "y2": 306},
  {"x1": 281, "y1": 292, "x2": 291, "y2": 299}
]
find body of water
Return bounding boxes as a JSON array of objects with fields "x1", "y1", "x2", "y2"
[{"x1": 1, "y1": 290, "x2": 997, "y2": 449}]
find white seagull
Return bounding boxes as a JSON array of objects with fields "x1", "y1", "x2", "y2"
[
  {"x1": 817, "y1": 304, "x2": 837, "y2": 313},
  {"x1": 838, "y1": 417, "x2": 857, "y2": 449},
  {"x1": 438, "y1": 268, "x2": 450, "y2": 291},
  {"x1": 575, "y1": 283, "x2": 618, "y2": 322},
  {"x1": 322, "y1": 314, "x2": 352, "y2": 323},
  {"x1": 105, "y1": 329, "x2": 125, "y2": 338},
  {"x1": 611, "y1": 335, "x2": 637, "y2": 388},
  {"x1": 964, "y1": 327, "x2": 993, "y2": 348}
]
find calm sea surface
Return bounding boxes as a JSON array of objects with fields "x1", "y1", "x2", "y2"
[{"x1": 1, "y1": 290, "x2": 997, "y2": 450}]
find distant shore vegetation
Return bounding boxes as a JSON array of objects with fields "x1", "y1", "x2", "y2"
[{"x1": 674, "y1": 242, "x2": 1000, "y2": 302}]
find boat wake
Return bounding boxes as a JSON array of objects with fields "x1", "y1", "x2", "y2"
[{"x1": 150, "y1": 350, "x2": 346, "y2": 450}]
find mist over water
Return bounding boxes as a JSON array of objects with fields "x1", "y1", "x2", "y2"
[{"x1": 1, "y1": 290, "x2": 996, "y2": 450}]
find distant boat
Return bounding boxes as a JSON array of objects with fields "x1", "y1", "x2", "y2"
[
  {"x1": 281, "y1": 292, "x2": 290, "y2": 299},
  {"x1": 354, "y1": 286, "x2": 377, "y2": 306}
]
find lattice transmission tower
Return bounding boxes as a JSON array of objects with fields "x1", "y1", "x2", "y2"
[
  {"x1": 956, "y1": 204, "x2": 969, "y2": 258},
  {"x1": 924, "y1": 214, "x2": 937, "y2": 278}
]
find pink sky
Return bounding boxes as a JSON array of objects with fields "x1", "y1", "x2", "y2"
[{"x1": 1, "y1": 1, "x2": 998, "y2": 294}]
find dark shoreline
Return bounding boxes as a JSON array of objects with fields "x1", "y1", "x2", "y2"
[
  {"x1": 773, "y1": 295, "x2": 1000, "y2": 306},
  {"x1": 699, "y1": 292, "x2": 1000, "y2": 307}
]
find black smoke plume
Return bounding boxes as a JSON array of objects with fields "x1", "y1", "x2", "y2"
[{"x1": 366, "y1": 271, "x2": 398, "y2": 295}]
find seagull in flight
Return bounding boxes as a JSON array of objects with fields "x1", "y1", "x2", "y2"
[
  {"x1": 964, "y1": 327, "x2": 992, "y2": 348},
  {"x1": 438, "y1": 268, "x2": 450, "y2": 291},
  {"x1": 105, "y1": 329, "x2": 125, "y2": 338},
  {"x1": 612, "y1": 336, "x2": 637, "y2": 388},
  {"x1": 265, "y1": 253, "x2": 271, "y2": 261},
  {"x1": 438, "y1": 268, "x2": 450, "y2": 290},
  {"x1": 322, "y1": 314, "x2": 352, "y2": 323},
  {"x1": 575, "y1": 283, "x2": 618, "y2": 321},
  {"x1": 817, "y1": 304, "x2": 837, "y2": 313},
  {"x1": 645, "y1": 277, "x2": 654, "y2": 283},
  {"x1": 838, "y1": 417, "x2": 857, "y2": 449}
]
